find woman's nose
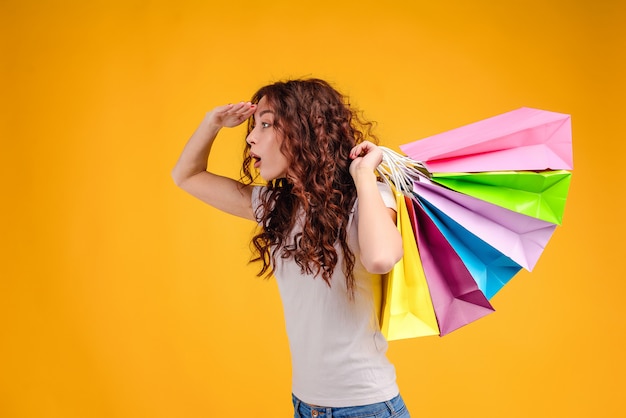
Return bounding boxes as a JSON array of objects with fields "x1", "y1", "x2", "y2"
[{"x1": 246, "y1": 131, "x2": 256, "y2": 145}]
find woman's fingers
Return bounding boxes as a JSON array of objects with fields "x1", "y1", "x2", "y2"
[
  {"x1": 350, "y1": 141, "x2": 372, "y2": 159},
  {"x1": 349, "y1": 141, "x2": 383, "y2": 178},
  {"x1": 216, "y1": 102, "x2": 257, "y2": 127},
  {"x1": 350, "y1": 141, "x2": 381, "y2": 161}
]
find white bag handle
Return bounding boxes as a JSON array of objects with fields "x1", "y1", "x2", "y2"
[{"x1": 376, "y1": 146, "x2": 431, "y2": 196}]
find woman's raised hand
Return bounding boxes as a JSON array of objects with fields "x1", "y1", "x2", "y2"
[
  {"x1": 207, "y1": 102, "x2": 257, "y2": 128},
  {"x1": 349, "y1": 141, "x2": 383, "y2": 179}
]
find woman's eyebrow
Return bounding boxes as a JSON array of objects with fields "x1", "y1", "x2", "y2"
[{"x1": 259, "y1": 110, "x2": 274, "y2": 117}]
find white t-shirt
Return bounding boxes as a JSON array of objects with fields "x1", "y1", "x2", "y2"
[{"x1": 252, "y1": 182, "x2": 399, "y2": 407}]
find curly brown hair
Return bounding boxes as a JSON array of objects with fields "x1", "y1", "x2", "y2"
[{"x1": 241, "y1": 78, "x2": 378, "y2": 294}]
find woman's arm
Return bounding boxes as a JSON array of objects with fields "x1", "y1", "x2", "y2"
[
  {"x1": 172, "y1": 102, "x2": 257, "y2": 220},
  {"x1": 349, "y1": 142, "x2": 403, "y2": 274}
]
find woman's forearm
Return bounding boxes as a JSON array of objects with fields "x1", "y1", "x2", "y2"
[{"x1": 171, "y1": 114, "x2": 221, "y2": 187}]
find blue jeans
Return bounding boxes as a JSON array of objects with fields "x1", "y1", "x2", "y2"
[{"x1": 292, "y1": 394, "x2": 410, "y2": 417}]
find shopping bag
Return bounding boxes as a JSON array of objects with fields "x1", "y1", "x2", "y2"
[
  {"x1": 431, "y1": 170, "x2": 572, "y2": 224},
  {"x1": 414, "y1": 181, "x2": 557, "y2": 271},
  {"x1": 380, "y1": 192, "x2": 440, "y2": 340},
  {"x1": 400, "y1": 107, "x2": 573, "y2": 172},
  {"x1": 410, "y1": 198, "x2": 495, "y2": 336}
]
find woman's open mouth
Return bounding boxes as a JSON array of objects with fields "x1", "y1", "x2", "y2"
[{"x1": 250, "y1": 152, "x2": 261, "y2": 168}]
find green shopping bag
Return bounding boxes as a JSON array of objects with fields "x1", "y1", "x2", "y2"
[{"x1": 431, "y1": 170, "x2": 572, "y2": 224}]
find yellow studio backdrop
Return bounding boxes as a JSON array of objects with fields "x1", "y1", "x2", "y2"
[{"x1": 1, "y1": 0, "x2": 624, "y2": 416}]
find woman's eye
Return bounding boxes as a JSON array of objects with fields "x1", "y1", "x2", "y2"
[{"x1": 261, "y1": 122, "x2": 271, "y2": 128}]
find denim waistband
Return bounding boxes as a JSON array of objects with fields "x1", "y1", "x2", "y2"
[{"x1": 292, "y1": 393, "x2": 408, "y2": 417}]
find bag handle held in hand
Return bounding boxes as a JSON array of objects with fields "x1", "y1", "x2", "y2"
[{"x1": 376, "y1": 146, "x2": 431, "y2": 196}]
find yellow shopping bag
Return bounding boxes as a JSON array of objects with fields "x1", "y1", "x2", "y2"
[{"x1": 379, "y1": 192, "x2": 440, "y2": 340}]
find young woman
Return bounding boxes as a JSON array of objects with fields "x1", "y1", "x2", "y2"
[{"x1": 172, "y1": 78, "x2": 410, "y2": 417}]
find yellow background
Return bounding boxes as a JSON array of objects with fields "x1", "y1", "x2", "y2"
[{"x1": 1, "y1": 0, "x2": 624, "y2": 416}]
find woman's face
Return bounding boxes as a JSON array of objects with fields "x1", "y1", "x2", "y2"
[{"x1": 246, "y1": 96, "x2": 290, "y2": 181}]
